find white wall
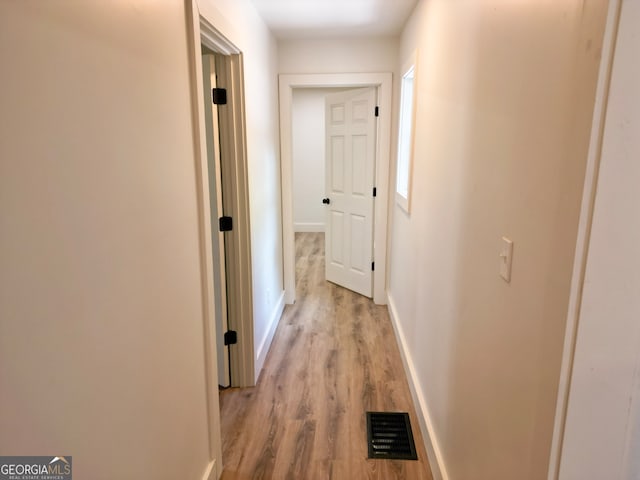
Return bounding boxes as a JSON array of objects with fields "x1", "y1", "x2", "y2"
[
  {"x1": 279, "y1": 36, "x2": 398, "y2": 74},
  {"x1": 196, "y1": 0, "x2": 283, "y2": 380},
  {"x1": 387, "y1": 1, "x2": 607, "y2": 479},
  {"x1": 0, "y1": 0, "x2": 281, "y2": 478},
  {"x1": 559, "y1": 1, "x2": 640, "y2": 478},
  {"x1": 0, "y1": 2, "x2": 211, "y2": 479}
]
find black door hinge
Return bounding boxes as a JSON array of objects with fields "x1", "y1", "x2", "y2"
[
  {"x1": 219, "y1": 216, "x2": 233, "y2": 232},
  {"x1": 224, "y1": 330, "x2": 237, "y2": 346},
  {"x1": 374, "y1": 106, "x2": 379, "y2": 117},
  {"x1": 373, "y1": 187, "x2": 377, "y2": 197},
  {"x1": 212, "y1": 88, "x2": 227, "y2": 105},
  {"x1": 371, "y1": 262, "x2": 375, "y2": 271}
]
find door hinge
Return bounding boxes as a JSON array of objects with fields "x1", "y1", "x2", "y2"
[
  {"x1": 372, "y1": 262, "x2": 375, "y2": 271},
  {"x1": 219, "y1": 216, "x2": 233, "y2": 232},
  {"x1": 212, "y1": 88, "x2": 227, "y2": 105},
  {"x1": 374, "y1": 106, "x2": 379, "y2": 117},
  {"x1": 373, "y1": 187, "x2": 377, "y2": 197},
  {"x1": 224, "y1": 330, "x2": 237, "y2": 346}
]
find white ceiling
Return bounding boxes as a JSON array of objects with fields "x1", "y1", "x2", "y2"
[{"x1": 249, "y1": 0, "x2": 418, "y2": 39}]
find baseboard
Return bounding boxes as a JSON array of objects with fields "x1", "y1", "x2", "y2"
[
  {"x1": 387, "y1": 293, "x2": 449, "y2": 480},
  {"x1": 293, "y1": 222, "x2": 325, "y2": 233},
  {"x1": 255, "y1": 290, "x2": 285, "y2": 380},
  {"x1": 201, "y1": 459, "x2": 217, "y2": 480}
]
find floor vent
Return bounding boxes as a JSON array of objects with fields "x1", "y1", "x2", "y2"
[{"x1": 366, "y1": 412, "x2": 418, "y2": 460}]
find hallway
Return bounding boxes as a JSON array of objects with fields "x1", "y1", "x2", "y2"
[{"x1": 219, "y1": 233, "x2": 433, "y2": 479}]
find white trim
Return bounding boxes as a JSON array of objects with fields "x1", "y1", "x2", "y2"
[
  {"x1": 395, "y1": 50, "x2": 418, "y2": 214},
  {"x1": 201, "y1": 460, "x2": 218, "y2": 480},
  {"x1": 293, "y1": 222, "x2": 325, "y2": 233},
  {"x1": 546, "y1": 1, "x2": 622, "y2": 478},
  {"x1": 255, "y1": 290, "x2": 285, "y2": 381},
  {"x1": 199, "y1": 16, "x2": 239, "y2": 55},
  {"x1": 387, "y1": 293, "x2": 449, "y2": 480},
  {"x1": 279, "y1": 73, "x2": 392, "y2": 305},
  {"x1": 185, "y1": 0, "x2": 223, "y2": 467}
]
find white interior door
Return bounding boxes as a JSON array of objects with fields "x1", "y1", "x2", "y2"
[
  {"x1": 202, "y1": 54, "x2": 230, "y2": 387},
  {"x1": 324, "y1": 87, "x2": 377, "y2": 297}
]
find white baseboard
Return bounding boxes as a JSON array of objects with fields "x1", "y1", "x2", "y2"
[
  {"x1": 201, "y1": 459, "x2": 217, "y2": 480},
  {"x1": 293, "y1": 222, "x2": 325, "y2": 232},
  {"x1": 255, "y1": 290, "x2": 285, "y2": 380},
  {"x1": 387, "y1": 293, "x2": 449, "y2": 480}
]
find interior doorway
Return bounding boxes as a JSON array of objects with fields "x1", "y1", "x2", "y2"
[
  {"x1": 186, "y1": 4, "x2": 257, "y2": 476},
  {"x1": 201, "y1": 51, "x2": 231, "y2": 387},
  {"x1": 291, "y1": 87, "x2": 378, "y2": 297},
  {"x1": 195, "y1": 27, "x2": 255, "y2": 389},
  {"x1": 280, "y1": 73, "x2": 393, "y2": 306}
]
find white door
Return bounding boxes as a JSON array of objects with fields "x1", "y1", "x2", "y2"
[
  {"x1": 324, "y1": 87, "x2": 377, "y2": 297},
  {"x1": 202, "y1": 54, "x2": 230, "y2": 387}
]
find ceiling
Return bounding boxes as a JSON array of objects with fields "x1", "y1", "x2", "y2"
[{"x1": 249, "y1": 0, "x2": 419, "y2": 39}]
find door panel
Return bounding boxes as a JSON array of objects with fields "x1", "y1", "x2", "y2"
[
  {"x1": 350, "y1": 214, "x2": 367, "y2": 273},
  {"x1": 325, "y1": 87, "x2": 376, "y2": 297},
  {"x1": 330, "y1": 211, "x2": 344, "y2": 266},
  {"x1": 202, "y1": 54, "x2": 230, "y2": 387},
  {"x1": 330, "y1": 104, "x2": 345, "y2": 124},
  {"x1": 352, "y1": 100, "x2": 369, "y2": 123},
  {"x1": 331, "y1": 136, "x2": 345, "y2": 192},
  {"x1": 352, "y1": 136, "x2": 367, "y2": 195}
]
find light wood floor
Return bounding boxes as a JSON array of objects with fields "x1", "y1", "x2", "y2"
[{"x1": 219, "y1": 232, "x2": 433, "y2": 479}]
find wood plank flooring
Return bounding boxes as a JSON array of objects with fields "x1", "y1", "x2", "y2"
[{"x1": 219, "y1": 232, "x2": 433, "y2": 479}]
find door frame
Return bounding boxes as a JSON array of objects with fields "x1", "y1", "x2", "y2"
[
  {"x1": 546, "y1": 0, "x2": 622, "y2": 478},
  {"x1": 279, "y1": 73, "x2": 393, "y2": 305},
  {"x1": 212, "y1": 53, "x2": 255, "y2": 389},
  {"x1": 185, "y1": 2, "x2": 255, "y2": 476},
  {"x1": 191, "y1": 5, "x2": 254, "y2": 390}
]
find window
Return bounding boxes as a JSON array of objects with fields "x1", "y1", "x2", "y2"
[{"x1": 396, "y1": 53, "x2": 417, "y2": 213}]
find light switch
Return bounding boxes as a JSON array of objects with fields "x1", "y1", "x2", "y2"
[{"x1": 500, "y1": 237, "x2": 514, "y2": 282}]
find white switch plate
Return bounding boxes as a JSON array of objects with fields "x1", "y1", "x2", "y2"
[{"x1": 500, "y1": 237, "x2": 514, "y2": 282}]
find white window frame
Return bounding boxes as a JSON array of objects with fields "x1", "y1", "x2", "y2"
[{"x1": 396, "y1": 52, "x2": 418, "y2": 213}]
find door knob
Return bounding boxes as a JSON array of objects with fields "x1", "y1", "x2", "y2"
[{"x1": 322, "y1": 198, "x2": 331, "y2": 205}]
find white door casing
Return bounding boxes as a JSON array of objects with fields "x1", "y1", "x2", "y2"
[
  {"x1": 549, "y1": 1, "x2": 640, "y2": 479},
  {"x1": 324, "y1": 88, "x2": 376, "y2": 297}
]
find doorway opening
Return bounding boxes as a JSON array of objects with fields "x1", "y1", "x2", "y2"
[
  {"x1": 201, "y1": 50, "x2": 232, "y2": 387},
  {"x1": 280, "y1": 73, "x2": 394, "y2": 306},
  {"x1": 196, "y1": 25, "x2": 255, "y2": 390},
  {"x1": 185, "y1": 2, "x2": 257, "y2": 475},
  {"x1": 291, "y1": 87, "x2": 378, "y2": 297}
]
